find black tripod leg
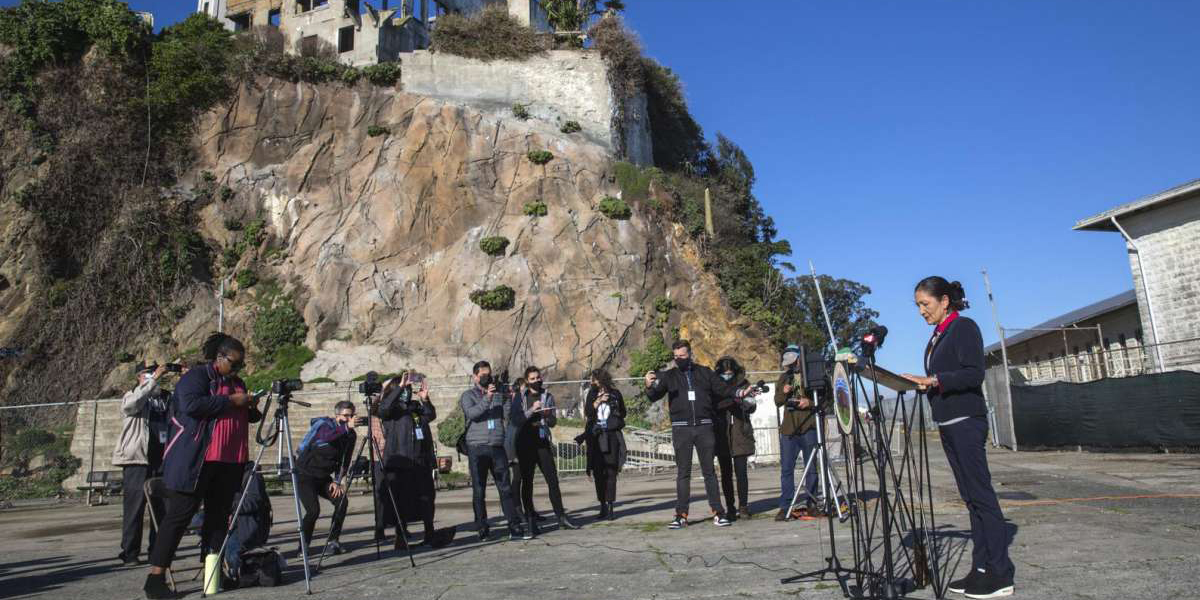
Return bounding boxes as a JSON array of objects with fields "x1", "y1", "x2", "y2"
[{"x1": 367, "y1": 435, "x2": 416, "y2": 568}]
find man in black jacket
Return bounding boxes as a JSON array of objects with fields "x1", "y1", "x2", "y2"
[
  {"x1": 294, "y1": 401, "x2": 359, "y2": 556},
  {"x1": 645, "y1": 340, "x2": 752, "y2": 529}
]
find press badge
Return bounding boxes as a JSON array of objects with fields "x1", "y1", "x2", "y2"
[
  {"x1": 688, "y1": 391, "x2": 697, "y2": 402},
  {"x1": 415, "y1": 428, "x2": 425, "y2": 440},
  {"x1": 158, "y1": 431, "x2": 167, "y2": 444},
  {"x1": 488, "y1": 419, "x2": 496, "y2": 430},
  {"x1": 539, "y1": 428, "x2": 548, "y2": 439}
]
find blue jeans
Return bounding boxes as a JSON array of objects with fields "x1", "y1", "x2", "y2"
[{"x1": 779, "y1": 428, "x2": 819, "y2": 510}]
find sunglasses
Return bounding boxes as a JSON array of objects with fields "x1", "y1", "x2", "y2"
[{"x1": 220, "y1": 354, "x2": 245, "y2": 372}]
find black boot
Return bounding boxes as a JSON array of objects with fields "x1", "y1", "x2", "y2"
[
  {"x1": 529, "y1": 518, "x2": 541, "y2": 537},
  {"x1": 606, "y1": 503, "x2": 618, "y2": 520},
  {"x1": 143, "y1": 572, "x2": 174, "y2": 600},
  {"x1": 598, "y1": 502, "x2": 610, "y2": 519},
  {"x1": 557, "y1": 513, "x2": 581, "y2": 530}
]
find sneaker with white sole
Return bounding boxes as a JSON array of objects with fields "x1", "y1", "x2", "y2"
[
  {"x1": 948, "y1": 568, "x2": 985, "y2": 594},
  {"x1": 668, "y1": 514, "x2": 688, "y2": 529},
  {"x1": 713, "y1": 512, "x2": 732, "y2": 527},
  {"x1": 964, "y1": 572, "x2": 1013, "y2": 599}
]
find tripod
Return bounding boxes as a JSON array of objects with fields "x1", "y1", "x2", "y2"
[
  {"x1": 205, "y1": 389, "x2": 312, "y2": 596},
  {"x1": 781, "y1": 393, "x2": 867, "y2": 596},
  {"x1": 784, "y1": 388, "x2": 850, "y2": 521}
]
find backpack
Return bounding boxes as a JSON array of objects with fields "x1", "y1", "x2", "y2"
[
  {"x1": 236, "y1": 548, "x2": 283, "y2": 588},
  {"x1": 454, "y1": 431, "x2": 468, "y2": 458},
  {"x1": 297, "y1": 417, "x2": 334, "y2": 457}
]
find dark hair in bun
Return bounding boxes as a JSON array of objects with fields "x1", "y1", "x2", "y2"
[
  {"x1": 915, "y1": 276, "x2": 969, "y2": 311},
  {"x1": 202, "y1": 332, "x2": 245, "y2": 361}
]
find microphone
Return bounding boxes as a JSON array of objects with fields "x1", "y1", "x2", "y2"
[{"x1": 862, "y1": 325, "x2": 888, "y2": 348}]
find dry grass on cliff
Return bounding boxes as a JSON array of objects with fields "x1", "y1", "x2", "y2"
[
  {"x1": 430, "y1": 5, "x2": 549, "y2": 62},
  {"x1": 589, "y1": 15, "x2": 644, "y2": 97}
]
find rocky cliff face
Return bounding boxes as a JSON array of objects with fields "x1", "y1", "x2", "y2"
[{"x1": 172, "y1": 78, "x2": 775, "y2": 380}]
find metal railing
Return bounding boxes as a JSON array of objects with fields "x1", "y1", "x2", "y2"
[{"x1": 1007, "y1": 336, "x2": 1200, "y2": 385}]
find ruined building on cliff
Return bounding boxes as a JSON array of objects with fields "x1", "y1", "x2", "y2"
[{"x1": 196, "y1": 0, "x2": 551, "y2": 66}]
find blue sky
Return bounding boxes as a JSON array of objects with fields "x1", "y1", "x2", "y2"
[{"x1": 5, "y1": 0, "x2": 1198, "y2": 376}]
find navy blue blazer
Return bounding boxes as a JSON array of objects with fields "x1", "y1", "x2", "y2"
[{"x1": 924, "y1": 315, "x2": 988, "y2": 423}]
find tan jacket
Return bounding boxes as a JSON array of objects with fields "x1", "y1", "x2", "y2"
[
  {"x1": 112, "y1": 376, "x2": 162, "y2": 466},
  {"x1": 774, "y1": 371, "x2": 815, "y2": 436}
]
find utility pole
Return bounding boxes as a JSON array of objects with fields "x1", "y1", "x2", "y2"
[{"x1": 982, "y1": 269, "x2": 1018, "y2": 451}]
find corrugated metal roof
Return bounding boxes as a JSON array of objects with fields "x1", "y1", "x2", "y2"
[
  {"x1": 1075, "y1": 178, "x2": 1200, "y2": 231},
  {"x1": 984, "y1": 289, "x2": 1137, "y2": 355}
]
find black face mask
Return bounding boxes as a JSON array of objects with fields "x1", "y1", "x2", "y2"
[
  {"x1": 675, "y1": 358, "x2": 692, "y2": 371},
  {"x1": 529, "y1": 382, "x2": 543, "y2": 393},
  {"x1": 478, "y1": 373, "x2": 492, "y2": 388}
]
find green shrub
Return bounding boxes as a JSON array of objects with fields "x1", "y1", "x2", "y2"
[
  {"x1": 430, "y1": 5, "x2": 547, "y2": 62},
  {"x1": 223, "y1": 217, "x2": 243, "y2": 231},
  {"x1": 523, "y1": 201, "x2": 548, "y2": 217},
  {"x1": 527, "y1": 150, "x2": 554, "y2": 165},
  {"x1": 243, "y1": 218, "x2": 265, "y2": 247},
  {"x1": 252, "y1": 287, "x2": 308, "y2": 358},
  {"x1": 242, "y1": 344, "x2": 315, "y2": 393},
  {"x1": 235, "y1": 269, "x2": 258, "y2": 288},
  {"x1": 437, "y1": 408, "x2": 466, "y2": 449},
  {"x1": 220, "y1": 186, "x2": 235, "y2": 202},
  {"x1": 367, "y1": 125, "x2": 391, "y2": 137},
  {"x1": 598, "y1": 196, "x2": 632, "y2": 220},
  {"x1": 469, "y1": 285, "x2": 516, "y2": 310},
  {"x1": 305, "y1": 376, "x2": 336, "y2": 384},
  {"x1": 222, "y1": 243, "x2": 243, "y2": 269},
  {"x1": 654, "y1": 297, "x2": 674, "y2": 315},
  {"x1": 479, "y1": 236, "x2": 510, "y2": 256},
  {"x1": 115, "y1": 351, "x2": 135, "y2": 363},
  {"x1": 512, "y1": 103, "x2": 531, "y2": 120},
  {"x1": 614, "y1": 161, "x2": 662, "y2": 204},
  {"x1": 628, "y1": 333, "x2": 671, "y2": 380},
  {"x1": 360, "y1": 62, "x2": 401, "y2": 86},
  {"x1": 47, "y1": 280, "x2": 71, "y2": 308},
  {"x1": 223, "y1": 288, "x2": 237, "y2": 300},
  {"x1": 560, "y1": 120, "x2": 582, "y2": 134}
]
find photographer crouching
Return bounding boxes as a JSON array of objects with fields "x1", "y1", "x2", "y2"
[
  {"x1": 377, "y1": 373, "x2": 453, "y2": 549},
  {"x1": 294, "y1": 401, "x2": 360, "y2": 557},
  {"x1": 114, "y1": 360, "x2": 182, "y2": 566},
  {"x1": 143, "y1": 333, "x2": 261, "y2": 600}
]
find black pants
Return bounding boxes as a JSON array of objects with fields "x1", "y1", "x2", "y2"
[
  {"x1": 716, "y1": 453, "x2": 750, "y2": 512},
  {"x1": 467, "y1": 445, "x2": 519, "y2": 528},
  {"x1": 940, "y1": 416, "x2": 1015, "y2": 579},
  {"x1": 119, "y1": 464, "x2": 163, "y2": 561},
  {"x1": 516, "y1": 443, "x2": 566, "y2": 517},
  {"x1": 593, "y1": 465, "x2": 618, "y2": 504},
  {"x1": 671, "y1": 425, "x2": 722, "y2": 516},
  {"x1": 149, "y1": 462, "x2": 243, "y2": 569},
  {"x1": 296, "y1": 473, "x2": 333, "y2": 549}
]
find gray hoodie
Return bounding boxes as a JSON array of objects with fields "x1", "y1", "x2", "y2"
[{"x1": 459, "y1": 385, "x2": 507, "y2": 448}]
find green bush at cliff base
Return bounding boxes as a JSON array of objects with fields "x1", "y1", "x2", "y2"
[
  {"x1": 437, "y1": 409, "x2": 466, "y2": 449},
  {"x1": 469, "y1": 285, "x2": 516, "y2": 310}
]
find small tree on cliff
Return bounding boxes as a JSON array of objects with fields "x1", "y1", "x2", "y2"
[{"x1": 541, "y1": 0, "x2": 625, "y2": 32}]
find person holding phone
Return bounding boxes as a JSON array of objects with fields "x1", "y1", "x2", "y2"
[
  {"x1": 508, "y1": 366, "x2": 579, "y2": 535},
  {"x1": 294, "y1": 400, "x2": 360, "y2": 556},
  {"x1": 143, "y1": 333, "x2": 261, "y2": 600},
  {"x1": 581, "y1": 369, "x2": 626, "y2": 520},
  {"x1": 644, "y1": 340, "x2": 754, "y2": 530},
  {"x1": 902, "y1": 276, "x2": 1015, "y2": 599},
  {"x1": 377, "y1": 373, "x2": 452, "y2": 549}
]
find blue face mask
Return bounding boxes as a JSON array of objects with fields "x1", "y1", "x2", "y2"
[{"x1": 720, "y1": 373, "x2": 734, "y2": 381}]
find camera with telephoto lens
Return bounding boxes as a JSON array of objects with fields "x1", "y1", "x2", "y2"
[
  {"x1": 143, "y1": 362, "x2": 185, "y2": 373},
  {"x1": 750, "y1": 380, "x2": 769, "y2": 394},
  {"x1": 272, "y1": 378, "x2": 303, "y2": 395},
  {"x1": 358, "y1": 371, "x2": 382, "y2": 396}
]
